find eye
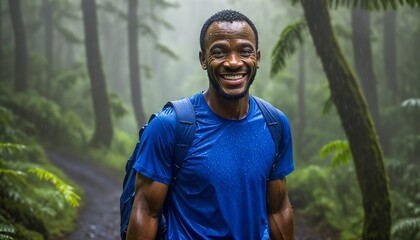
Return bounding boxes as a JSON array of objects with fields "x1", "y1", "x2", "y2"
[
  {"x1": 211, "y1": 49, "x2": 225, "y2": 58},
  {"x1": 240, "y1": 48, "x2": 253, "y2": 57}
]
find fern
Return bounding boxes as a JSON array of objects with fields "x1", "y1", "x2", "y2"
[
  {"x1": 401, "y1": 98, "x2": 420, "y2": 108},
  {"x1": 0, "y1": 224, "x2": 15, "y2": 240},
  {"x1": 0, "y1": 143, "x2": 26, "y2": 155},
  {"x1": 392, "y1": 217, "x2": 420, "y2": 236},
  {"x1": 270, "y1": 19, "x2": 307, "y2": 77},
  {"x1": 320, "y1": 140, "x2": 352, "y2": 167},
  {"x1": 28, "y1": 168, "x2": 81, "y2": 208},
  {"x1": 0, "y1": 168, "x2": 27, "y2": 185}
]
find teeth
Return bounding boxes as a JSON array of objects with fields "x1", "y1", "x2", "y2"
[{"x1": 223, "y1": 75, "x2": 244, "y2": 80}]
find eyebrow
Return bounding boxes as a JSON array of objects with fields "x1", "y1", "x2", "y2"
[{"x1": 209, "y1": 41, "x2": 255, "y2": 51}]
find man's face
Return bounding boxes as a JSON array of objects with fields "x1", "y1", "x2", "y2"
[{"x1": 200, "y1": 21, "x2": 260, "y2": 100}]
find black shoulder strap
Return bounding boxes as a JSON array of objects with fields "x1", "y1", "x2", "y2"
[
  {"x1": 252, "y1": 96, "x2": 283, "y2": 158},
  {"x1": 163, "y1": 98, "x2": 196, "y2": 178}
]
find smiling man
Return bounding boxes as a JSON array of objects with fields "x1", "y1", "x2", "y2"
[{"x1": 126, "y1": 10, "x2": 295, "y2": 240}]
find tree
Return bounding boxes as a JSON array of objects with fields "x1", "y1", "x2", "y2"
[
  {"x1": 296, "y1": 47, "x2": 306, "y2": 150},
  {"x1": 81, "y1": 0, "x2": 113, "y2": 147},
  {"x1": 300, "y1": 1, "x2": 391, "y2": 239},
  {"x1": 351, "y1": 8, "x2": 381, "y2": 131},
  {"x1": 8, "y1": 0, "x2": 28, "y2": 92},
  {"x1": 271, "y1": 0, "x2": 394, "y2": 238},
  {"x1": 128, "y1": 0, "x2": 146, "y2": 126},
  {"x1": 383, "y1": 10, "x2": 397, "y2": 99},
  {"x1": 42, "y1": 0, "x2": 53, "y2": 97}
]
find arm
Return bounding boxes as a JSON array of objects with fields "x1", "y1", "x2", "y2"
[
  {"x1": 267, "y1": 178, "x2": 294, "y2": 240},
  {"x1": 126, "y1": 172, "x2": 169, "y2": 240}
]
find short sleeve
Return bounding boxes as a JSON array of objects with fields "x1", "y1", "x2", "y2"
[
  {"x1": 133, "y1": 107, "x2": 176, "y2": 185},
  {"x1": 269, "y1": 111, "x2": 294, "y2": 180}
]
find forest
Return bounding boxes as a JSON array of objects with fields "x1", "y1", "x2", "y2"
[{"x1": 0, "y1": 0, "x2": 419, "y2": 239}]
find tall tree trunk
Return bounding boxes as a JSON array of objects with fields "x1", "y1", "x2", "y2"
[
  {"x1": 42, "y1": 0, "x2": 53, "y2": 97},
  {"x1": 296, "y1": 47, "x2": 306, "y2": 154},
  {"x1": 301, "y1": 1, "x2": 391, "y2": 239},
  {"x1": 81, "y1": 0, "x2": 113, "y2": 147},
  {"x1": 128, "y1": 0, "x2": 146, "y2": 126},
  {"x1": 383, "y1": 10, "x2": 397, "y2": 100},
  {"x1": 8, "y1": 0, "x2": 28, "y2": 92},
  {"x1": 0, "y1": 0, "x2": 2, "y2": 68},
  {"x1": 351, "y1": 9, "x2": 381, "y2": 131}
]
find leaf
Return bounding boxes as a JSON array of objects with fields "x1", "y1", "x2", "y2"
[
  {"x1": 150, "y1": 13, "x2": 174, "y2": 30},
  {"x1": 0, "y1": 143, "x2": 26, "y2": 155},
  {"x1": 401, "y1": 98, "x2": 420, "y2": 107},
  {"x1": 54, "y1": 24, "x2": 83, "y2": 44},
  {"x1": 391, "y1": 217, "x2": 420, "y2": 235},
  {"x1": 155, "y1": 43, "x2": 179, "y2": 59},
  {"x1": 139, "y1": 23, "x2": 158, "y2": 39},
  {"x1": 98, "y1": 1, "x2": 128, "y2": 20},
  {"x1": 270, "y1": 19, "x2": 307, "y2": 77},
  {"x1": 320, "y1": 140, "x2": 352, "y2": 167},
  {"x1": 28, "y1": 167, "x2": 81, "y2": 207}
]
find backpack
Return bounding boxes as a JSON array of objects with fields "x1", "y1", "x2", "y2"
[{"x1": 119, "y1": 96, "x2": 284, "y2": 240}]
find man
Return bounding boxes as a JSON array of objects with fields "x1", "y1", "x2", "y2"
[{"x1": 126, "y1": 10, "x2": 295, "y2": 240}]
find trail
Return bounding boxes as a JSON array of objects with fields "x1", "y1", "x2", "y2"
[
  {"x1": 47, "y1": 150, "x2": 330, "y2": 240},
  {"x1": 47, "y1": 150, "x2": 122, "y2": 240}
]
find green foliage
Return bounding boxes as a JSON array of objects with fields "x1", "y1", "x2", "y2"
[
  {"x1": 292, "y1": 0, "x2": 420, "y2": 10},
  {"x1": 86, "y1": 128, "x2": 135, "y2": 172},
  {"x1": 155, "y1": 42, "x2": 179, "y2": 60},
  {"x1": 270, "y1": 19, "x2": 307, "y2": 77},
  {"x1": 401, "y1": 98, "x2": 420, "y2": 107},
  {"x1": 0, "y1": 92, "x2": 88, "y2": 149},
  {"x1": 387, "y1": 157, "x2": 420, "y2": 239},
  {"x1": 392, "y1": 216, "x2": 420, "y2": 239},
  {"x1": 98, "y1": 1, "x2": 128, "y2": 20},
  {"x1": 109, "y1": 92, "x2": 129, "y2": 119},
  {"x1": 54, "y1": 23, "x2": 83, "y2": 44},
  {"x1": 0, "y1": 223, "x2": 15, "y2": 240},
  {"x1": 289, "y1": 150, "x2": 363, "y2": 238},
  {"x1": 320, "y1": 140, "x2": 352, "y2": 167},
  {"x1": 0, "y1": 102, "x2": 81, "y2": 238},
  {"x1": 28, "y1": 167, "x2": 81, "y2": 207}
]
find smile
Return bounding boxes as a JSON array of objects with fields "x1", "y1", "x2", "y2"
[{"x1": 221, "y1": 74, "x2": 245, "y2": 80}]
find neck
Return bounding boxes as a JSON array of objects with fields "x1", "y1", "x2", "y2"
[{"x1": 204, "y1": 90, "x2": 250, "y2": 120}]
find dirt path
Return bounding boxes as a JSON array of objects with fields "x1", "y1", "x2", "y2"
[
  {"x1": 47, "y1": 150, "x2": 122, "y2": 240},
  {"x1": 47, "y1": 150, "x2": 329, "y2": 240}
]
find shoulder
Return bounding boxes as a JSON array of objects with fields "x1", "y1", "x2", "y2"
[
  {"x1": 251, "y1": 95, "x2": 290, "y2": 125},
  {"x1": 147, "y1": 106, "x2": 177, "y2": 134}
]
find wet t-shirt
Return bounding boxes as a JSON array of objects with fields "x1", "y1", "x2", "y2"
[{"x1": 133, "y1": 92, "x2": 294, "y2": 239}]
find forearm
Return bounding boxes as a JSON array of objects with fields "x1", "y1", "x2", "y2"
[
  {"x1": 126, "y1": 173, "x2": 167, "y2": 240},
  {"x1": 126, "y1": 203, "x2": 159, "y2": 240},
  {"x1": 268, "y1": 203, "x2": 294, "y2": 240}
]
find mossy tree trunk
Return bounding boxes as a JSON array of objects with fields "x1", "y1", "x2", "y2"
[
  {"x1": 81, "y1": 0, "x2": 113, "y2": 147},
  {"x1": 301, "y1": 0, "x2": 391, "y2": 239},
  {"x1": 128, "y1": 0, "x2": 146, "y2": 126},
  {"x1": 8, "y1": 0, "x2": 28, "y2": 93}
]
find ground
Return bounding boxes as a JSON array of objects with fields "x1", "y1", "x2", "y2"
[{"x1": 47, "y1": 150, "x2": 330, "y2": 240}]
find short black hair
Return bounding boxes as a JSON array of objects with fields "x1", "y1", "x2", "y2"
[{"x1": 199, "y1": 9, "x2": 259, "y2": 52}]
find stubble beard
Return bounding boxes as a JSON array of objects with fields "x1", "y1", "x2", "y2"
[{"x1": 207, "y1": 70, "x2": 257, "y2": 100}]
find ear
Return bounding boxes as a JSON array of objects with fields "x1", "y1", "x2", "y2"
[
  {"x1": 256, "y1": 49, "x2": 261, "y2": 69},
  {"x1": 199, "y1": 51, "x2": 207, "y2": 70}
]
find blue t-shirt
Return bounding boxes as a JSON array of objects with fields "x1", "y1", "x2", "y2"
[{"x1": 133, "y1": 92, "x2": 294, "y2": 239}]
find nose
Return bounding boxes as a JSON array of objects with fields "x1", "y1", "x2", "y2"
[{"x1": 223, "y1": 52, "x2": 243, "y2": 69}]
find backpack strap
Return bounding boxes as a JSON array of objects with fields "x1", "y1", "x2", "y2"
[
  {"x1": 252, "y1": 96, "x2": 283, "y2": 161},
  {"x1": 163, "y1": 98, "x2": 196, "y2": 180}
]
